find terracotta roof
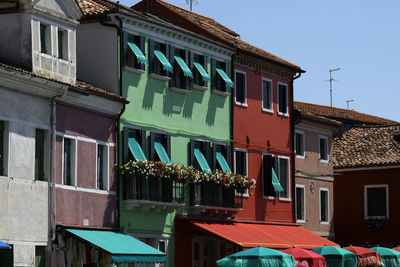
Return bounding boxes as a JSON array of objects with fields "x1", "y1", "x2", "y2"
[
  {"x1": 294, "y1": 101, "x2": 397, "y2": 126},
  {"x1": 333, "y1": 124, "x2": 400, "y2": 168},
  {"x1": 75, "y1": 0, "x2": 117, "y2": 16},
  {"x1": 0, "y1": 63, "x2": 126, "y2": 103},
  {"x1": 295, "y1": 108, "x2": 342, "y2": 126},
  {"x1": 147, "y1": 0, "x2": 302, "y2": 71}
]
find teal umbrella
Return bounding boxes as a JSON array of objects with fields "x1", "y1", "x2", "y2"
[
  {"x1": 370, "y1": 247, "x2": 400, "y2": 267},
  {"x1": 312, "y1": 246, "x2": 357, "y2": 267},
  {"x1": 216, "y1": 246, "x2": 297, "y2": 267}
]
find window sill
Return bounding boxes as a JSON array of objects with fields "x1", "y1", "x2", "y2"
[
  {"x1": 150, "y1": 73, "x2": 171, "y2": 82},
  {"x1": 124, "y1": 199, "x2": 185, "y2": 213},
  {"x1": 296, "y1": 220, "x2": 306, "y2": 224},
  {"x1": 319, "y1": 159, "x2": 329, "y2": 164},
  {"x1": 191, "y1": 205, "x2": 241, "y2": 217},
  {"x1": 279, "y1": 197, "x2": 291, "y2": 202},
  {"x1": 320, "y1": 221, "x2": 330, "y2": 225},
  {"x1": 211, "y1": 89, "x2": 230, "y2": 97},
  {"x1": 296, "y1": 155, "x2": 305, "y2": 159},
  {"x1": 278, "y1": 112, "x2": 290, "y2": 118},
  {"x1": 262, "y1": 108, "x2": 274, "y2": 114},
  {"x1": 235, "y1": 101, "x2": 248, "y2": 107},
  {"x1": 124, "y1": 66, "x2": 145, "y2": 75},
  {"x1": 193, "y1": 84, "x2": 208, "y2": 92},
  {"x1": 170, "y1": 87, "x2": 191, "y2": 95}
]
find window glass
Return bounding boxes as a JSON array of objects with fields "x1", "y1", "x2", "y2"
[
  {"x1": 58, "y1": 29, "x2": 68, "y2": 60},
  {"x1": 235, "y1": 150, "x2": 246, "y2": 175},
  {"x1": 35, "y1": 129, "x2": 45, "y2": 181},
  {"x1": 296, "y1": 186, "x2": 305, "y2": 221},
  {"x1": 97, "y1": 144, "x2": 105, "y2": 190},
  {"x1": 262, "y1": 79, "x2": 272, "y2": 110},
  {"x1": 278, "y1": 83, "x2": 288, "y2": 114},
  {"x1": 40, "y1": 23, "x2": 49, "y2": 55},
  {"x1": 127, "y1": 35, "x2": 144, "y2": 70},
  {"x1": 35, "y1": 246, "x2": 46, "y2": 267},
  {"x1": 295, "y1": 132, "x2": 304, "y2": 156},
  {"x1": 0, "y1": 121, "x2": 4, "y2": 176},
  {"x1": 235, "y1": 72, "x2": 245, "y2": 104},
  {"x1": 319, "y1": 137, "x2": 328, "y2": 161},
  {"x1": 320, "y1": 190, "x2": 328, "y2": 222},
  {"x1": 194, "y1": 54, "x2": 206, "y2": 86},
  {"x1": 279, "y1": 158, "x2": 289, "y2": 198},
  {"x1": 63, "y1": 138, "x2": 74, "y2": 186},
  {"x1": 367, "y1": 187, "x2": 387, "y2": 217}
]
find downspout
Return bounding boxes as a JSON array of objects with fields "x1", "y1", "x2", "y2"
[
  {"x1": 50, "y1": 86, "x2": 68, "y2": 242},
  {"x1": 291, "y1": 72, "x2": 302, "y2": 223}
]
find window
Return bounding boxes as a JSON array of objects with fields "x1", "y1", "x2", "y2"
[
  {"x1": 57, "y1": 28, "x2": 68, "y2": 60},
  {"x1": 0, "y1": 244, "x2": 13, "y2": 266},
  {"x1": 35, "y1": 129, "x2": 45, "y2": 181},
  {"x1": 295, "y1": 131, "x2": 305, "y2": 158},
  {"x1": 35, "y1": 246, "x2": 46, "y2": 267},
  {"x1": 149, "y1": 40, "x2": 172, "y2": 77},
  {"x1": 262, "y1": 78, "x2": 273, "y2": 112},
  {"x1": 212, "y1": 59, "x2": 234, "y2": 92},
  {"x1": 365, "y1": 185, "x2": 389, "y2": 218},
  {"x1": 190, "y1": 139, "x2": 211, "y2": 172},
  {"x1": 193, "y1": 54, "x2": 209, "y2": 88},
  {"x1": 319, "y1": 135, "x2": 329, "y2": 162},
  {"x1": 127, "y1": 34, "x2": 146, "y2": 70},
  {"x1": 234, "y1": 149, "x2": 247, "y2": 195},
  {"x1": 296, "y1": 185, "x2": 306, "y2": 223},
  {"x1": 63, "y1": 137, "x2": 76, "y2": 186},
  {"x1": 150, "y1": 132, "x2": 171, "y2": 164},
  {"x1": 125, "y1": 128, "x2": 147, "y2": 162},
  {"x1": 278, "y1": 157, "x2": 289, "y2": 199},
  {"x1": 0, "y1": 121, "x2": 4, "y2": 176},
  {"x1": 235, "y1": 71, "x2": 246, "y2": 105},
  {"x1": 213, "y1": 144, "x2": 231, "y2": 173},
  {"x1": 263, "y1": 155, "x2": 289, "y2": 199},
  {"x1": 40, "y1": 23, "x2": 50, "y2": 55},
  {"x1": 97, "y1": 144, "x2": 109, "y2": 191},
  {"x1": 278, "y1": 82, "x2": 288, "y2": 115},
  {"x1": 320, "y1": 188, "x2": 329, "y2": 223},
  {"x1": 170, "y1": 47, "x2": 192, "y2": 90}
]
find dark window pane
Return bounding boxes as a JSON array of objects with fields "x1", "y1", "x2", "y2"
[
  {"x1": 296, "y1": 133, "x2": 303, "y2": 156},
  {"x1": 58, "y1": 30, "x2": 64, "y2": 59},
  {"x1": 0, "y1": 121, "x2": 4, "y2": 176},
  {"x1": 235, "y1": 151, "x2": 246, "y2": 175},
  {"x1": 320, "y1": 190, "x2": 328, "y2": 222},
  {"x1": 263, "y1": 155, "x2": 275, "y2": 197},
  {"x1": 262, "y1": 80, "x2": 272, "y2": 110},
  {"x1": 35, "y1": 129, "x2": 45, "y2": 181},
  {"x1": 278, "y1": 84, "x2": 287, "y2": 113},
  {"x1": 296, "y1": 187, "x2": 304, "y2": 220},
  {"x1": 97, "y1": 144, "x2": 104, "y2": 190},
  {"x1": 40, "y1": 24, "x2": 47, "y2": 54},
  {"x1": 320, "y1": 138, "x2": 327, "y2": 160},
  {"x1": 63, "y1": 138, "x2": 71, "y2": 185},
  {"x1": 35, "y1": 246, "x2": 46, "y2": 267},
  {"x1": 235, "y1": 72, "x2": 245, "y2": 103},
  {"x1": 367, "y1": 187, "x2": 387, "y2": 217},
  {"x1": 279, "y1": 158, "x2": 288, "y2": 198}
]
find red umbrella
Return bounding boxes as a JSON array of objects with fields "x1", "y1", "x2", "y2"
[
  {"x1": 393, "y1": 247, "x2": 400, "y2": 252},
  {"x1": 282, "y1": 247, "x2": 326, "y2": 267},
  {"x1": 343, "y1": 246, "x2": 382, "y2": 267}
]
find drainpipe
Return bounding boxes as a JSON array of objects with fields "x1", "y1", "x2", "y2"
[
  {"x1": 50, "y1": 86, "x2": 68, "y2": 242},
  {"x1": 291, "y1": 72, "x2": 302, "y2": 223}
]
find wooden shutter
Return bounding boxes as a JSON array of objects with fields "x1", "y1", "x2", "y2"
[
  {"x1": 204, "y1": 141, "x2": 212, "y2": 167},
  {"x1": 186, "y1": 50, "x2": 193, "y2": 91},
  {"x1": 165, "y1": 133, "x2": 171, "y2": 159},
  {"x1": 189, "y1": 138, "x2": 195, "y2": 166},
  {"x1": 150, "y1": 131, "x2": 155, "y2": 161},
  {"x1": 211, "y1": 58, "x2": 216, "y2": 90},
  {"x1": 139, "y1": 36, "x2": 146, "y2": 71},
  {"x1": 140, "y1": 129, "x2": 147, "y2": 158},
  {"x1": 168, "y1": 44, "x2": 175, "y2": 86},
  {"x1": 148, "y1": 39, "x2": 155, "y2": 73}
]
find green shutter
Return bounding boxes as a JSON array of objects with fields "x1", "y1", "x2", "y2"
[
  {"x1": 35, "y1": 129, "x2": 45, "y2": 181},
  {"x1": 174, "y1": 55, "x2": 193, "y2": 78},
  {"x1": 128, "y1": 41, "x2": 148, "y2": 65},
  {"x1": 128, "y1": 132, "x2": 147, "y2": 162},
  {"x1": 193, "y1": 62, "x2": 211, "y2": 82},
  {"x1": 154, "y1": 50, "x2": 173, "y2": 73},
  {"x1": 216, "y1": 67, "x2": 234, "y2": 88},
  {"x1": 0, "y1": 121, "x2": 4, "y2": 176}
]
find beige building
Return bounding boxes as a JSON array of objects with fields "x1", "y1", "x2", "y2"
[{"x1": 294, "y1": 107, "x2": 341, "y2": 240}]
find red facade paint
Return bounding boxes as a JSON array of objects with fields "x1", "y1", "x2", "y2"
[
  {"x1": 334, "y1": 168, "x2": 400, "y2": 246},
  {"x1": 233, "y1": 64, "x2": 294, "y2": 222}
]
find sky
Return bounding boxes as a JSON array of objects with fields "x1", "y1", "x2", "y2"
[{"x1": 119, "y1": 0, "x2": 400, "y2": 122}]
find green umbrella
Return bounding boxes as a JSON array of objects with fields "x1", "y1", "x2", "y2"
[
  {"x1": 370, "y1": 247, "x2": 400, "y2": 267},
  {"x1": 312, "y1": 246, "x2": 357, "y2": 267},
  {"x1": 216, "y1": 246, "x2": 297, "y2": 267}
]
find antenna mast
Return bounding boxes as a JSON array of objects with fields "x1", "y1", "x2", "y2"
[
  {"x1": 328, "y1": 68, "x2": 340, "y2": 106},
  {"x1": 186, "y1": 0, "x2": 198, "y2": 11},
  {"x1": 346, "y1": 99, "x2": 354, "y2": 109}
]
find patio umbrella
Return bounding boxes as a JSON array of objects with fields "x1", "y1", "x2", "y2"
[
  {"x1": 312, "y1": 246, "x2": 357, "y2": 267},
  {"x1": 216, "y1": 246, "x2": 297, "y2": 267},
  {"x1": 282, "y1": 247, "x2": 326, "y2": 267},
  {"x1": 343, "y1": 246, "x2": 382, "y2": 267},
  {"x1": 370, "y1": 247, "x2": 400, "y2": 267},
  {"x1": 0, "y1": 240, "x2": 11, "y2": 249},
  {"x1": 392, "y1": 247, "x2": 400, "y2": 252}
]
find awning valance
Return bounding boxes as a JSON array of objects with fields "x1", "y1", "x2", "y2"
[
  {"x1": 154, "y1": 50, "x2": 173, "y2": 73},
  {"x1": 128, "y1": 133, "x2": 147, "y2": 162},
  {"x1": 128, "y1": 42, "x2": 148, "y2": 65},
  {"x1": 174, "y1": 56, "x2": 193, "y2": 78},
  {"x1": 193, "y1": 61, "x2": 210, "y2": 82},
  {"x1": 216, "y1": 67, "x2": 234, "y2": 88},
  {"x1": 191, "y1": 221, "x2": 339, "y2": 249},
  {"x1": 65, "y1": 229, "x2": 166, "y2": 263}
]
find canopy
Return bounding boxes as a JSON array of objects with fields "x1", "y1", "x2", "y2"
[
  {"x1": 216, "y1": 67, "x2": 234, "y2": 88},
  {"x1": 192, "y1": 221, "x2": 339, "y2": 249},
  {"x1": 128, "y1": 133, "x2": 147, "y2": 162},
  {"x1": 0, "y1": 240, "x2": 11, "y2": 249},
  {"x1": 217, "y1": 246, "x2": 296, "y2": 267},
  {"x1": 65, "y1": 229, "x2": 166, "y2": 263},
  {"x1": 216, "y1": 151, "x2": 231, "y2": 173},
  {"x1": 282, "y1": 247, "x2": 326, "y2": 267},
  {"x1": 154, "y1": 50, "x2": 173, "y2": 72},
  {"x1": 370, "y1": 247, "x2": 400, "y2": 267},
  {"x1": 194, "y1": 147, "x2": 212, "y2": 173},
  {"x1": 312, "y1": 246, "x2": 357, "y2": 267},
  {"x1": 154, "y1": 139, "x2": 171, "y2": 164},
  {"x1": 272, "y1": 168, "x2": 284, "y2": 192},
  {"x1": 174, "y1": 56, "x2": 193, "y2": 78},
  {"x1": 343, "y1": 246, "x2": 382, "y2": 267},
  {"x1": 193, "y1": 61, "x2": 210, "y2": 82},
  {"x1": 127, "y1": 42, "x2": 148, "y2": 65}
]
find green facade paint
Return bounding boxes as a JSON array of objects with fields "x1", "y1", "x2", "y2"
[{"x1": 120, "y1": 29, "x2": 232, "y2": 267}]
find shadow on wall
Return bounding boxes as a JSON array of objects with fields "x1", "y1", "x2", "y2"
[
  {"x1": 142, "y1": 77, "x2": 166, "y2": 110},
  {"x1": 163, "y1": 89, "x2": 185, "y2": 117},
  {"x1": 122, "y1": 72, "x2": 141, "y2": 99},
  {"x1": 103, "y1": 194, "x2": 118, "y2": 228},
  {"x1": 182, "y1": 90, "x2": 204, "y2": 119},
  {"x1": 206, "y1": 94, "x2": 226, "y2": 126},
  {"x1": 253, "y1": 152, "x2": 267, "y2": 221}
]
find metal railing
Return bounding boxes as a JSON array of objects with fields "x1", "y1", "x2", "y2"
[{"x1": 190, "y1": 183, "x2": 243, "y2": 209}]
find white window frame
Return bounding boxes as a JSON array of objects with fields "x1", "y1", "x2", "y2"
[
  {"x1": 319, "y1": 187, "x2": 329, "y2": 224},
  {"x1": 61, "y1": 135, "x2": 77, "y2": 187},
  {"x1": 295, "y1": 184, "x2": 306, "y2": 223},
  {"x1": 277, "y1": 82, "x2": 289, "y2": 116},
  {"x1": 95, "y1": 142, "x2": 110, "y2": 191},
  {"x1": 56, "y1": 27, "x2": 69, "y2": 61},
  {"x1": 318, "y1": 135, "x2": 329, "y2": 163},
  {"x1": 277, "y1": 155, "x2": 291, "y2": 201},
  {"x1": 234, "y1": 70, "x2": 247, "y2": 107},
  {"x1": 364, "y1": 184, "x2": 389, "y2": 219},
  {"x1": 234, "y1": 148, "x2": 248, "y2": 197},
  {"x1": 133, "y1": 233, "x2": 169, "y2": 267},
  {"x1": 261, "y1": 77, "x2": 273, "y2": 113},
  {"x1": 295, "y1": 130, "x2": 305, "y2": 159},
  {"x1": 39, "y1": 22, "x2": 51, "y2": 56}
]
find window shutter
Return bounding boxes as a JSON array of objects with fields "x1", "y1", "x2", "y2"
[
  {"x1": 204, "y1": 141, "x2": 212, "y2": 167},
  {"x1": 123, "y1": 127, "x2": 129, "y2": 163},
  {"x1": 226, "y1": 144, "x2": 232, "y2": 171},
  {"x1": 186, "y1": 50, "x2": 193, "y2": 91},
  {"x1": 122, "y1": 32, "x2": 128, "y2": 67},
  {"x1": 140, "y1": 129, "x2": 147, "y2": 158},
  {"x1": 168, "y1": 44, "x2": 175, "y2": 87},
  {"x1": 148, "y1": 39, "x2": 155, "y2": 73},
  {"x1": 203, "y1": 55, "x2": 208, "y2": 87},
  {"x1": 211, "y1": 58, "x2": 216, "y2": 90},
  {"x1": 68, "y1": 30, "x2": 75, "y2": 63},
  {"x1": 150, "y1": 131, "x2": 155, "y2": 161},
  {"x1": 0, "y1": 121, "x2": 3, "y2": 175},
  {"x1": 225, "y1": 62, "x2": 230, "y2": 93},
  {"x1": 139, "y1": 36, "x2": 146, "y2": 71},
  {"x1": 189, "y1": 138, "x2": 195, "y2": 166},
  {"x1": 165, "y1": 133, "x2": 171, "y2": 159},
  {"x1": 212, "y1": 142, "x2": 217, "y2": 170}
]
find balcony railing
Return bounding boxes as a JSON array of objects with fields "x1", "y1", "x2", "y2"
[
  {"x1": 190, "y1": 183, "x2": 243, "y2": 209},
  {"x1": 124, "y1": 173, "x2": 184, "y2": 203}
]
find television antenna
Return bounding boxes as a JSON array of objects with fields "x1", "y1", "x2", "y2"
[
  {"x1": 327, "y1": 68, "x2": 340, "y2": 106},
  {"x1": 346, "y1": 99, "x2": 354, "y2": 109},
  {"x1": 186, "y1": 0, "x2": 199, "y2": 11}
]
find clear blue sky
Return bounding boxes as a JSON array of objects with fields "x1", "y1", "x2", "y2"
[{"x1": 120, "y1": 0, "x2": 400, "y2": 122}]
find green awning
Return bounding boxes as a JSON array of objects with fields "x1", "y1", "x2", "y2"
[
  {"x1": 272, "y1": 168, "x2": 284, "y2": 192},
  {"x1": 154, "y1": 50, "x2": 173, "y2": 73},
  {"x1": 65, "y1": 229, "x2": 166, "y2": 264},
  {"x1": 194, "y1": 147, "x2": 211, "y2": 173},
  {"x1": 216, "y1": 67, "x2": 234, "y2": 88},
  {"x1": 174, "y1": 56, "x2": 193, "y2": 78},
  {"x1": 216, "y1": 151, "x2": 231, "y2": 173},
  {"x1": 128, "y1": 42, "x2": 148, "y2": 65},
  {"x1": 193, "y1": 61, "x2": 210, "y2": 82},
  {"x1": 128, "y1": 133, "x2": 147, "y2": 162},
  {"x1": 154, "y1": 139, "x2": 171, "y2": 164}
]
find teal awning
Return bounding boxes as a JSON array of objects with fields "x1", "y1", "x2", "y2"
[
  {"x1": 272, "y1": 168, "x2": 284, "y2": 192},
  {"x1": 216, "y1": 151, "x2": 231, "y2": 173},
  {"x1": 154, "y1": 50, "x2": 173, "y2": 73},
  {"x1": 216, "y1": 67, "x2": 234, "y2": 88},
  {"x1": 193, "y1": 62, "x2": 210, "y2": 82},
  {"x1": 65, "y1": 229, "x2": 166, "y2": 264},
  {"x1": 174, "y1": 56, "x2": 193, "y2": 78},
  {"x1": 128, "y1": 133, "x2": 147, "y2": 162},
  {"x1": 194, "y1": 148, "x2": 211, "y2": 173},
  {"x1": 154, "y1": 139, "x2": 171, "y2": 164},
  {"x1": 128, "y1": 42, "x2": 148, "y2": 65}
]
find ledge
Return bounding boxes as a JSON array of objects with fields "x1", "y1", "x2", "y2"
[
  {"x1": 123, "y1": 66, "x2": 145, "y2": 75},
  {"x1": 193, "y1": 84, "x2": 208, "y2": 92},
  {"x1": 211, "y1": 89, "x2": 230, "y2": 97},
  {"x1": 170, "y1": 87, "x2": 190, "y2": 95},
  {"x1": 191, "y1": 205, "x2": 241, "y2": 218},
  {"x1": 124, "y1": 199, "x2": 184, "y2": 213},
  {"x1": 150, "y1": 73, "x2": 171, "y2": 82}
]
